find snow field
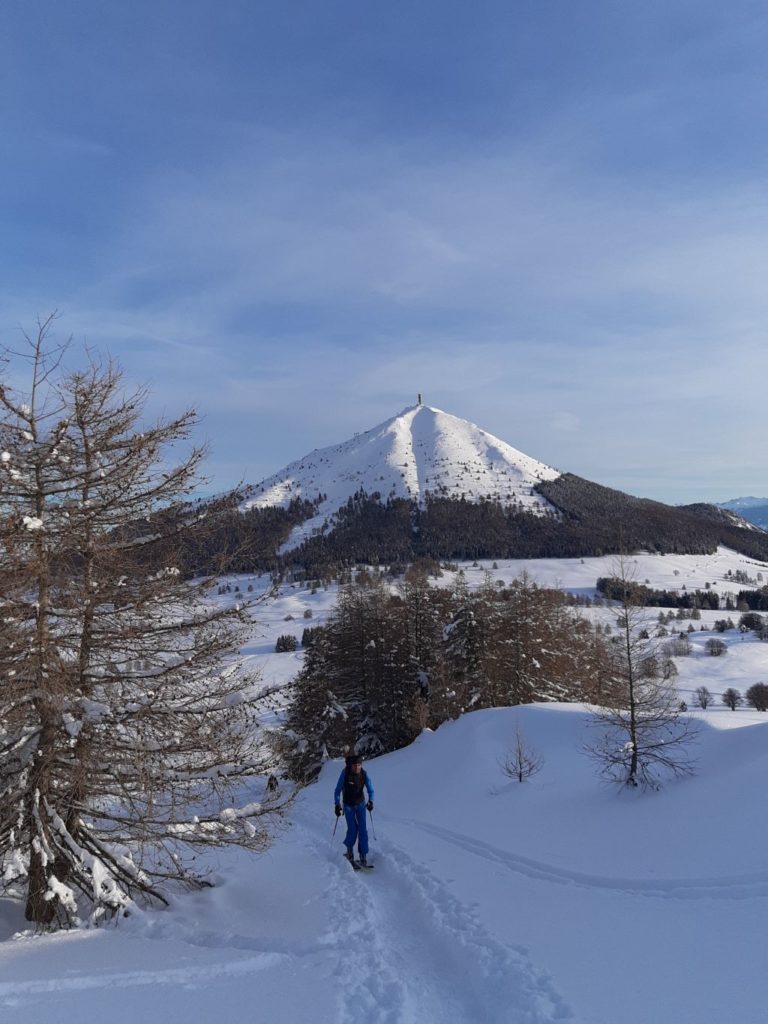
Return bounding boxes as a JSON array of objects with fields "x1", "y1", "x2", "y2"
[
  {"x1": 6, "y1": 703, "x2": 767, "y2": 1023},
  {"x1": 3, "y1": 547, "x2": 768, "y2": 1023},
  {"x1": 433, "y1": 547, "x2": 768, "y2": 599}
]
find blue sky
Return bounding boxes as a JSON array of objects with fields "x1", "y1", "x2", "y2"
[{"x1": 2, "y1": 1, "x2": 767, "y2": 503}]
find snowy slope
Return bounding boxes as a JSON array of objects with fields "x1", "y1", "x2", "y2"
[
  {"x1": 4, "y1": 551, "x2": 768, "y2": 1023},
  {"x1": 240, "y1": 404, "x2": 561, "y2": 550},
  {"x1": 4, "y1": 702, "x2": 768, "y2": 1024}
]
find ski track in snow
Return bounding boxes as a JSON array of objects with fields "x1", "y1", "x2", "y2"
[
  {"x1": 0, "y1": 900, "x2": 329, "y2": 1010},
  {"x1": 392, "y1": 817, "x2": 768, "y2": 901},
  {"x1": 300, "y1": 810, "x2": 573, "y2": 1024},
  {"x1": 0, "y1": 953, "x2": 285, "y2": 1001},
  {"x1": 130, "y1": 923, "x2": 332, "y2": 959}
]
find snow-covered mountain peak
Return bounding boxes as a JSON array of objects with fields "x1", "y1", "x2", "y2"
[
  {"x1": 240, "y1": 404, "x2": 561, "y2": 549},
  {"x1": 720, "y1": 496, "x2": 768, "y2": 509}
]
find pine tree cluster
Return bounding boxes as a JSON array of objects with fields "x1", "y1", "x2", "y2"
[{"x1": 596, "y1": 578, "x2": 723, "y2": 610}]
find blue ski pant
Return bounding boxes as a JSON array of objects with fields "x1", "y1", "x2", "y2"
[{"x1": 343, "y1": 803, "x2": 369, "y2": 856}]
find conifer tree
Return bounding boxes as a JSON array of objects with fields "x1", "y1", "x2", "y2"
[
  {"x1": 287, "y1": 569, "x2": 614, "y2": 769},
  {"x1": 439, "y1": 571, "x2": 485, "y2": 714},
  {"x1": 289, "y1": 572, "x2": 425, "y2": 766}
]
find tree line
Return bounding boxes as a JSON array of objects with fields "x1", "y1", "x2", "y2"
[
  {"x1": 285, "y1": 567, "x2": 618, "y2": 779},
  {"x1": 596, "y1": 577, "x2": 724, "y2": 609},
  {"x1": 180, "y1": 477, "x2": 768, "y2": 580},
  {"x1": 144, "y1": 469, "x2": 768, "y2": 583}
]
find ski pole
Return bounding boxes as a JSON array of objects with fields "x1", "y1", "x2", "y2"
[
  {"x1": 368, "y1": 807, "x2": 377, "y2": 841},
  {"x1": 330, "y1": 814, "x2": 339, "y2": 848}
]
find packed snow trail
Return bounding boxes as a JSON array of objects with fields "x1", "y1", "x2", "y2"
[{"x1": 296, "y1": 807, "x2": 573, "y2": 1024}]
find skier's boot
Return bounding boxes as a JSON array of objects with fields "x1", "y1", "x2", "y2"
[
  {"x1": 344, "y1": 847, "x2": 355, "y2": 864},
  {"x1": 359, "y1": 854, "x2": 367, "y2": 867}
]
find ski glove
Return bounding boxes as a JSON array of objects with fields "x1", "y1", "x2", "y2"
[
  {"x1": 366, "y1": 801, "x2": 374, "y2": 812},
  {"x1": 335, "y1": 805, "x2": 342, "y2": 817}
]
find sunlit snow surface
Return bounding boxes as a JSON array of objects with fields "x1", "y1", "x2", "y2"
[
  {"x1": 3, "y1": 547, "x2": 768, "y2": 1024},
  {"x1": 240, "y1": 404, "x2": 561, "y2": 551}
]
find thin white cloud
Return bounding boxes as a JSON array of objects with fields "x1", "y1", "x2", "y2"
[
  {"x1": 34, "y1": 128, "x2": 115, "y2": 158},
  {"x1": 4, "y1": 125, "x2": 767, "y2": 503}
]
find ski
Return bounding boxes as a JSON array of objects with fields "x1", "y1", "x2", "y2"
[{"x1": 343, "y1": 855, "x2": 374, "y2": 871}]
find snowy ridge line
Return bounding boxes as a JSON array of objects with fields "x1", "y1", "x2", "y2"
[
  {"x1": 0, "y1": 953, "x2": 285, "y2": 998},
  {"x1": 392, "y1": 818, "x2": 768, "y2": 901},
  {"x1": 298, "y1": 808, "x2": 572, "y2": 1023}
]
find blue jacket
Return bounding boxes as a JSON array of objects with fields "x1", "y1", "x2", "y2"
[{"x1": 334, "y1": 767, "x2": 374, "y2": 807}]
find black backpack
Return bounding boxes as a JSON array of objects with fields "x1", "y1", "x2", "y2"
[{"x1": 342, "y1": 767, "x2": 368, "y2": 806}]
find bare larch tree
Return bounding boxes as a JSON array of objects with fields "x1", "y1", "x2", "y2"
[
  {"x1": 587, "y1": 557, "x2": 697, "y2": 789},
  {"x1": 0, "y1": 318, "x2": 290, "y2": 928}
]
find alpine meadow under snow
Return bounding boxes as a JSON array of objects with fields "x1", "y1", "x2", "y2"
[{"x1": 2, "y1": 549, "x2": 768, "y2": 1024}]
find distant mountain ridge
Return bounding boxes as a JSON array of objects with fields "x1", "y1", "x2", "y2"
[
  {"x1": 719, "y1": 497, "x2": 768, "y2": 529},
  {"x1": 202, "y1": 405, "x2": 768, "y2": 573},
  {"x1": 166, "y1": 407, "x2": 768, "y2": 576}
]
